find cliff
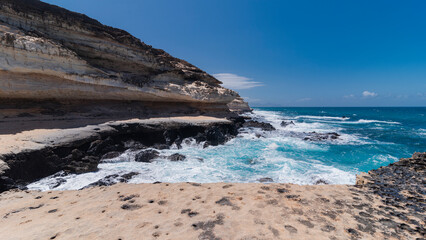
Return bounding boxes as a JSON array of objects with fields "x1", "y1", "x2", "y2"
[{"x1": 0, "y1": 0, "x2": 247, "y2": 111}]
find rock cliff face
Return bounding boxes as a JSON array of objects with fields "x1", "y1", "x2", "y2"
[{"x1": 0, "y1": 0, "x2": 244, "y2": 110}]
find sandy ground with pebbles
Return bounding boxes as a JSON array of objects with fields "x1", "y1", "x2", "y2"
[{"x1": 0, "y1": 182, "x2": 423, "y2": 240}]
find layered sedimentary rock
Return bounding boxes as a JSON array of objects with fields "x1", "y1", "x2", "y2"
[
  {"x1": 0, "y1": 0, "x2": 243, "y2": 109},
  {"x1": 227, "y1": 97, "x2": 252, "y2": 113}
]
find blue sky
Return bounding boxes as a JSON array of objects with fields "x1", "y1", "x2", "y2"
[{"x1": 44, "y1": 0, "x2": 426, "y2": 107}]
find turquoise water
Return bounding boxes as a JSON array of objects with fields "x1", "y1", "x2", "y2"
[
  {"x1": 29, "y1": 107, "x2": 426, "y2": 190},
  {"x1": 252, "y1": 107, "x2": 425, "y2": 171}
]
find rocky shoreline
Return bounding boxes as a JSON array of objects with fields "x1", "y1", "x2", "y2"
[
  {"x1": 0, "y1": 153, "x2": 424, "y2": 240},
  {"x1": 0, "y1": 116, "x2": 252, "y2": 192}
]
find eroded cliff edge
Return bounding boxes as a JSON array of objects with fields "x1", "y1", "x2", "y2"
[{"x1": 0, "y1": 0, "x2": 249, "y2": 117}]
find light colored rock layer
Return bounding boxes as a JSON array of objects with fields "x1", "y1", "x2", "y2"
[{"x1": 0, "y1": 1, "x2": 238, "y2": 104}]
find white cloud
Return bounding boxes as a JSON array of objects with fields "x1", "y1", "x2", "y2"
[
  {"x1": 213, "y1": 73, "x2": 263, "y2": 90},
  {"x1": 362, "y1": 91, "x2": 378, "y2": 97},
  {"x1": 344, "y1": 94, "x2": 355, "y2": 99},
  {"x1": 241, "y1": 96, "x2": 261, "y2": 103}
]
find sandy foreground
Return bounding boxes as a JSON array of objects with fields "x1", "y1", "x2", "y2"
[{"x1": 0, "y1": 182, "x2": 422, "y2": 240}]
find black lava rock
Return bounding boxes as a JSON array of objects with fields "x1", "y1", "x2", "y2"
[
  {"x1": 135, "y1": 149, "x2": 160, "y2": 163},
  {"x1": 168, "y1": 153, "x2": 186, "y2": 161},
  {"x1": 243, "y1": 121, "x2": 275, "y2": 131}
]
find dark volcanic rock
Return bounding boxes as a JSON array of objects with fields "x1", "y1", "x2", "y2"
[
  {"x1": 123, "y1": 140, "x2": 146, "y2": 150},
  {"x1": 168, "y1": 153, "x2": 186, "y2": 162},
  {"x1": 314, "y1": 179, "x2": 329, "y2": 185},
  {"x1": 101, "y1": 151, "x2": 121, "y2": 161},
  {"x1": 303, "y1": 132, "x2": 340, "y2": 141},
  {"x1": 152, "y1": 144, "x2": 170, "y2": 150},
  {"x1": 134, "y1": 150, "x2": 160, "y2": 163},
  {"x1": 356, "y1": 152, "x2": 426, "y2": 233},
  {"x1": 258, "y1": 177, "x2": 274, "y2": 183},
  {"x1": 205, "y1": 127, "x2": 226, "y2": 146},
  {"x1": 0, "y1": 121, "x2": 241, "y2": 192},
  {"x1": 280, "y1": 121, "x2": 295, "y2": 127},
  {"x1": 65, "y1": 156, "x2": 99, "y2": 174},
  {"x1": 82, "y1": 172, "x2": 139, "y2": 189},
  {"x1": 243, "y1": 121, "x2": 276, "y2": 131}
]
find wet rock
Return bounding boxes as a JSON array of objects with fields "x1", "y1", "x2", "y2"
[
  {"x1": 101, "y1": 151, "x2": 121, "y2": 160},
  {"x1": 135, "y1": 149, "x2": 159, "y2": 163},
  {"x1": 314, "y1": 179, "x2": 329, "y2": 185},
  {"x1": 65, "y1": 156, "x2": 99, "y2": 174},
  {"x1": 120, "y1": 172, "x2": 139, "y2": 182},
  {"x1": 0, "y1": 120, "x2": 242, "y2": 192},
  {"x1": 152, "y1": 144, "x2": 170, "y2": 150},
  {"x1": 303, "y1": 132, "x2": 340, "y2": 141},
  {"x1": 123, "y1": 140, "x2": 145, "y2": 150},
  {"x1": 280, "y1": 121, "x2": 295, "y2": 127},
  {"x1": 258, "y1": 177, "x2": 274, "y2": 183},
  {"x1": 71, "y1": 149, "x2": 83, "y2": 160},
  {"x1": 163, "y1": 129, "x2": 179, "y2": 146},
  {"x1": 87, "y1": 138, "x2": 113, "y2": 155},
  {"x1": 82, "y1": 172, "x2": 139, "y2": 189},
  {"x1": 167, "y1": 153, "x2": 186, "y2": 161},
  {"x1": 243, "y1": 120, "x2": 275, "y2": 131},
  {"x1": 205, "y1": 126, "x2": 226, "y2": 146}
]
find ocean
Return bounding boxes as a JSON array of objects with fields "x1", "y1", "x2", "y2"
[{"x1": 28, "y1": 107, "x2": 426, "y2": 191}]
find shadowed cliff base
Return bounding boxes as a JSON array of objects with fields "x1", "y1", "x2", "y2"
[{"x1": 0, "y1": 99, "x2": 239, "y2": 135}]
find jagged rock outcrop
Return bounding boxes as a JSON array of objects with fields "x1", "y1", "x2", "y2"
[
  {"x1": 0, "y1": 117, "x2": 241, "y2": 192},
  {"x1": 227, "y1": 97, "x2": 252, "y2": 113},
  {"x1": 0, "y1": 0, "x2": 241, "y2": 108}
]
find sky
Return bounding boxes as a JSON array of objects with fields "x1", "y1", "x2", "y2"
[{"x1": 43, "y1": 0, "x2": 426, "y2": 107}]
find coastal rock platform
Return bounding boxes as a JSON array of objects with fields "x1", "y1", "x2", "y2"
[
  {"x1": 0, "y1": 153, "x2": 424, "y2": 240},
  {"x1": 0, "y1": 116, "x2": 241, "y2": 192}
]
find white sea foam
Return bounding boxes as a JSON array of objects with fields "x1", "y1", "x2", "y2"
[
  {"x1": 30, "y1": 110, "x2": 392, "y2": 191},
  {"x1": 296, "y1": 115, "x2": 350, "y2": 121},
  {"x1": 355, "y1": 119, "x2": 401, "y2": 124},
  {"x1": 369, "y1": 154, "x2": 398, "y2": 165}
]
